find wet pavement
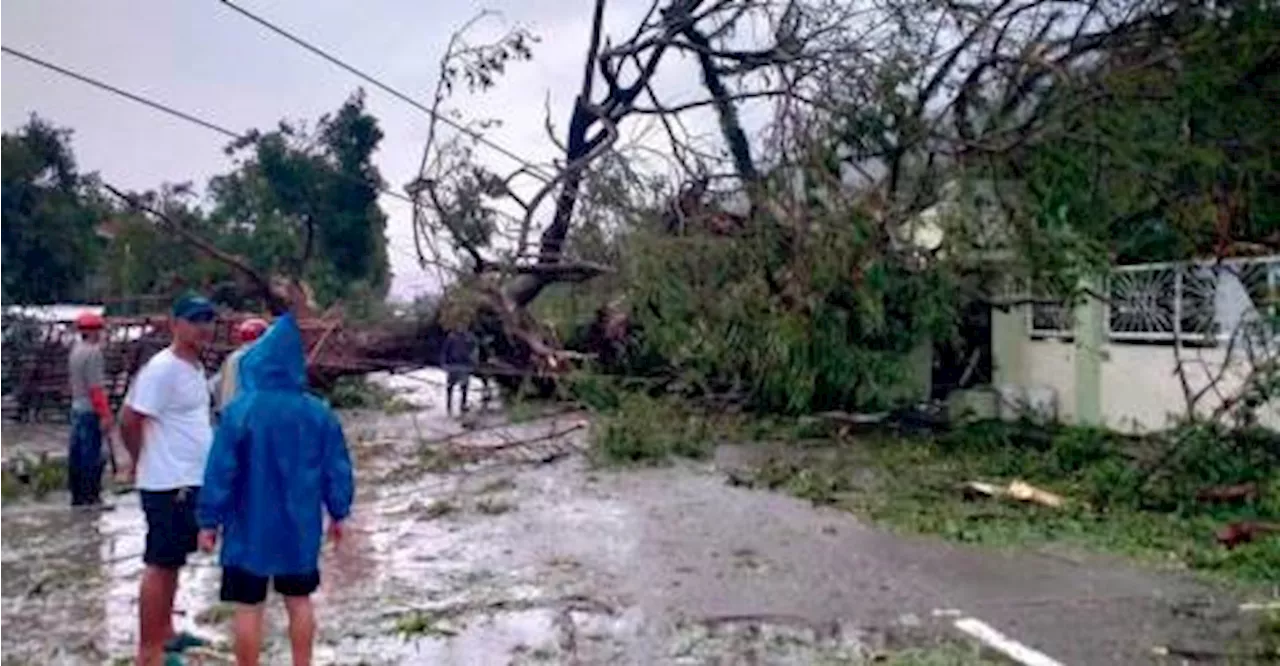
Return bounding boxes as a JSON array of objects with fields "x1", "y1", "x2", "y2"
[{"x1": 0, "y1": 370, "x2": 1253, "y2": 665}]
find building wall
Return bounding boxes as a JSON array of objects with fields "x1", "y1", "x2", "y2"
[
  {"x1": 990, "y1": 256, "x2": 1279, "y2": 432},
  {"x1": 1022, "y1": 339, "x2": 1076, "y2": 422},
  {"x1": 997, "y1": 318, "x2": 1280, "y2": 432}
]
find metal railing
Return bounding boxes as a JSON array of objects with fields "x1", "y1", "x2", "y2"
[{"x1": 1028, "y1": 255, "x2": 1279, "y2": 344}]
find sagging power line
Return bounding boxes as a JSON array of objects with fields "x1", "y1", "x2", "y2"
[
  {"x1": 3, "y1": 46, "x2": 242, "y2": 141},
  {"x1": 218, "y1": 0, "x2": 555, "y2": 184},
  {"x1": 1, "y1": 45, "x2": 418, "y2": 207}
]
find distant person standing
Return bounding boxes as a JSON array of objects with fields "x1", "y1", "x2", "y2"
[
  {"x1": 120, "y1": 294, "x2": 218, "y2": 665},
  {"x1": 67, "y1": 311, "x2": 114, "y2": 507},
  {"x1": 210, "y1": 318, "x2": 268, "y2": 420},
  {"x1": 477, "y1": 329, "x2": 495, "y2": 404},
  {"x1": 440, "y1": 328, "x2": 477, "y2": 415},
  {"x1": 198, "y1": 312, "x2": 354, "y2": 666}
]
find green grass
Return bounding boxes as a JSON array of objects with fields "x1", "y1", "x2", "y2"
[
  {"x1": 879, "y1": 644, "x2": 1004, "y2": 665},
  {"x1": 1231, "y1": 609, "x2": 1280, "y2": 664},
  {"x1": 740, "y1": 419, "x2": 1280, "y2": 584},
  {"x1": 2, "y1": 454, "x2": 68, "y2": 500},
  {"x1": 392, "y1": 609, "x2": 461, "y2": 638}
]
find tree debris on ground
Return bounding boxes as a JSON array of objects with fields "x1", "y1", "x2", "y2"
[{"x1": 961, "y1": 480, "x2": 1066, "y2": 509}]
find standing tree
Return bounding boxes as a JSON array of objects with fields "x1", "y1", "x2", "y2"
[
  {"x1": 209, "y1": 90, "x2": 390, "y2": 306},
  {"x1": 1, "y1": 116, "x2": 105, "y2": 304}
]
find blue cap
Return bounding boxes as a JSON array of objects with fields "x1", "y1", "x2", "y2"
[{"x1": 172, "y1": 294, "x2": 216, "y2": 322}]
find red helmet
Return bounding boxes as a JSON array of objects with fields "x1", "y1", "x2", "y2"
[
  {"x1": 235, "y1": 318, "x2": 269, "y2": 344},
  {"x1": 75, "y1": 312, "x2": 105, "y2": 331}
]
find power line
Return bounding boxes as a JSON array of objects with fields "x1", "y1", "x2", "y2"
[
  {"x1": 2, "y1": 45, "x2": 418, "y2": 207},
  {"x1": 2, "y1": 46, "x2": 241, "y2": 140},
  {"x1": 218, "y1": 0, "x2": 555, "y2": 184}
]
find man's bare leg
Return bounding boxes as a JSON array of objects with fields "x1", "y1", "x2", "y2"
[
  {"x1": 137, "y1": 565, "x2": 178, "y2": 666},
  {"x1": 233, "y1": 604, "x2": 266, "y2": 666},
  {"x1": 283, "y1": 596, "x2": 316, "y2": 666}
]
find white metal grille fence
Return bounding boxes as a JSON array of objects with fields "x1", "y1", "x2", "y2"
[{"x1": 1028, "y1": 255, "x2": 1279, "y2": 344}]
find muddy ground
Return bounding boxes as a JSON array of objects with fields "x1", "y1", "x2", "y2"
[{"x1": 0, "y1": 370, "x2": 1260, "y2": 665}]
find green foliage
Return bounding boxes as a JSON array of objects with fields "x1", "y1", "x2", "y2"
[
  {"x1": 589, "y1": 390, "x2": 712, "y2": 465},
  {"x1": 320, "y1": 377, "x2": 398, "y2": 410},
  {"x1": 748, "y1": 457, "x2": 853, "y2": 506},
  {"x1": 5, "y1": 93, "x2": 393, "y2": 310},
  {"x1": 615, "y1": 180, "x2": 955, "y2": 415},
  {"x1": 1, "y1": 454, "x2": 69, "y2": 501},
  {"x1": 392, "y1": 609, "x2": 460, "y2": 638},
  {"x1": 999, "y1": 0, "x2": 1280, "y2": 266},
  {"x1": 210, "y1": 90, "x2": 389, "y2": 306},
  {"x1": 1, "y1": 117, "x2": 105, "y2": 303}
]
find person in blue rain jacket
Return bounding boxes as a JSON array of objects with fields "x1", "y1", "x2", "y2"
[{"x1": 196, "y1": 312, "x2": 354, "y2": 666}]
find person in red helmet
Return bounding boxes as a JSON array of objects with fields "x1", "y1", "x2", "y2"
[
  {"x1": 211, "y1": 318, "x2": 269, "y2": 419},
  {"x1": 67, "y1": 311, "x2": 113, "y2": 506}
]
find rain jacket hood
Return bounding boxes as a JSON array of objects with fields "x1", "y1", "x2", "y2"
[
  {"x1": 239, "y1": 313, "x2": 306, "y2": 393},
  {"x1": 197, "y1": 313, "x2": 354, "y2": 576}
]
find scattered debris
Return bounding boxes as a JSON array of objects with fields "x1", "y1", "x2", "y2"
[
  {"x1": 1008, "y1": 481, "x2": 1065, "y2": 508},
  {"x1": 961, "y1": 480, "x2": 1064, "y2": 508},
  {"x1": 475, "y1": 497, "x2": 516, "y2": 515},
  {"x1": 1152, "y1": 643, "x2": 1255, "y2": 661},
  {"x1": 420, "y1": 499, "x2": 459, "y2": 520},
  {"x1": 393, "y1": 609, "x2": 462, "y2": 638},
  {"x1": 475, "y1": 476, "x2": 517, "y2": 495},
  {"x1": 183, "y1": 646, "x2": 236, "y2": 664},
  {"x1": 1215, "y1": 521, "x2": 1280, "y2": 550},
  {"x1": 194, "y1": 603, "x2": 237, "y2": 626},
  {"x1": 1195, "y1": 482, "x2": 1260, "y2": 504},
  {"x1": 1240, "y1": 601, "x2": 1280, "y2": 613},
  {"x1": 960, "y1": 481, "x2": 1004, "y2": 501}
]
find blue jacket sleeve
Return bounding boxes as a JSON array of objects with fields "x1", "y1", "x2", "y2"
[
  {"x1": 198, "y1": 408, "x2": 242, "y2": 529},
  {"x1": 322, "y1": 413, "x2": 354, "y2": 521}
]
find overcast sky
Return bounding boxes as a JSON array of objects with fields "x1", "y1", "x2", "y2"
[{"x1": 2, "y1": 0, "x2": 720, "y2": 301}]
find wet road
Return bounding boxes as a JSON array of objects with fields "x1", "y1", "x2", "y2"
[{"x1": 0, "y1": 370, "x2": 1251, "y2": 665}]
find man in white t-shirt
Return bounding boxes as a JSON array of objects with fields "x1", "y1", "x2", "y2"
[{"x1": 120, "y1": 294, "x2": 217, "y2": 666}]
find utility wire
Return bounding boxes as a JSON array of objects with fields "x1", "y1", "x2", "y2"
[
  {"x1": 2, "y1": 46, "x2": 241, "y2": 141},
  {"x1": 219, "y1": 0, "x2": 556, "y2": 184},
  {"x1": 1, "y1": 45, "x2": 418, "y2": 207}
]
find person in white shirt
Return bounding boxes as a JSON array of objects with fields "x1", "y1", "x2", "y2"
[{"x1": 120, "y1": 294, "x2": 217, "y2": 666}]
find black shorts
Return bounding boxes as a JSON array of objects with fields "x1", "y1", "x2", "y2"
[
  {"x1": 140, "y1": 487, "x2": 200, "y2": 568},
  {"x1": 220, "y1": 566, "x2": 320, "y2": 605}
]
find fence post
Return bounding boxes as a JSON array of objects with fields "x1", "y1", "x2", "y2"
[
  {"x1": 991, "y1": 277, "x2": 1026, "y2": 389},
  {"x1": 1074, "y1": 275, "x2": 1105, "y2": 425}
]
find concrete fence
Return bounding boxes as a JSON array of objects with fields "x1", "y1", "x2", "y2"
[{"x1": 990, "y1": 256, "x2": 1280, "y2": 432}]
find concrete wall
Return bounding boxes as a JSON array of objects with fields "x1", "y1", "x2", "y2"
[
  {"x1": 1022, "y1": 339, "x2": 1076, "y2": 422},
  {"x1": 993, "y1": 305, "x2": 1280, "y2": 432}
]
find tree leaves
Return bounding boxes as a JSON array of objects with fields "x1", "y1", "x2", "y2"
[
  {"x1": 1, "y1": 117, "x2": 103, "y2": 304},
  {"x1": 209, "y1": 90, "x2": 390, "y2": 305}
]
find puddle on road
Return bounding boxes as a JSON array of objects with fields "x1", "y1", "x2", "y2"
[{"x1": 2, "y1": 369, "x2": 895, "y2": 665}]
